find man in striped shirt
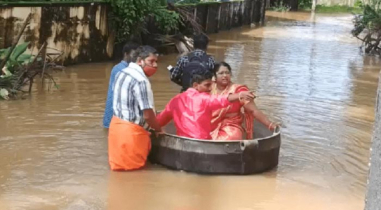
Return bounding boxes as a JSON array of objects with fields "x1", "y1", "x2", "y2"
[{"x1": 108, "y1": 45, "x2": 162, "y2": 171}]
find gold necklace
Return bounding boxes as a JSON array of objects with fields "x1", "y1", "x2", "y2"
[{"x1": 212, "y1": 83, "x2": 231, "y2": 95}]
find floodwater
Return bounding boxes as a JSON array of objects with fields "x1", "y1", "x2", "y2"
[{"x1": 0, "y1": 11, "x2": 379, "y2": 210}]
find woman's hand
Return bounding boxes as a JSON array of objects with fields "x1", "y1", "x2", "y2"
[
  {"x1": 268, "y1": 122, "x2": 281, "y2": 131},
  {"x1": 239, "y1": 91, "x2": 256, "y2": 101},
  {"x1": 154, "y1": 130, "x2": 164, "y2": 138}
]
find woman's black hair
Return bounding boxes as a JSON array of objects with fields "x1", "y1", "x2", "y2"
[{"x1": 213, "y1": 61, "x2": 232, "y2": 76}]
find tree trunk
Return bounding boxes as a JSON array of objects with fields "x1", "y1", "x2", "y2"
[
  {"x1": 260, "y1": 0, "x2": 267, "y2": 25},
  {"x1": 312, "y1": 0, "x2": 317, "y2": 12}
]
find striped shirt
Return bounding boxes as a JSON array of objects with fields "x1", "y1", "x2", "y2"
[
  {"x1": 112, "y1": 63, "x2": 154, "y2": 127},
  {"x1": 103, "y1": 60, "x2": 129, "y2": 128}
]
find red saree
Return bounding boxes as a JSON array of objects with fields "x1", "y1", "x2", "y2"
[{"x1": 210, "y1": 83, "x2": 254, "y2": 140}]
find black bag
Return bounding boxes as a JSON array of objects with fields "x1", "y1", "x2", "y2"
[{"x1": 181, "y1": 53, "x2": 210, "y2": 92}]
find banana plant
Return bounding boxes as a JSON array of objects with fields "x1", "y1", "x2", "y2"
[
  {"x1": 0, "y1": 42, "x2": 34, "y2": 100},
  {"x1": 0, "y1": 42, "x2": 34, "y2": 74}
]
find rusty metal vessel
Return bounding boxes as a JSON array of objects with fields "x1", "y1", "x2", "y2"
[{"x1": 149, "y1": 120, "x2": 281, "y2": 175}]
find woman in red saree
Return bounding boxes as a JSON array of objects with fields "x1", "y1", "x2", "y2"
[{"x1": 210, "y1": 62, "x2": 278, "y2": 140}]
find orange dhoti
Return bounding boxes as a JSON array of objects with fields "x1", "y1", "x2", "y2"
[{"x1": 108, "y1": 116, "x2": 151, "y2": 171}]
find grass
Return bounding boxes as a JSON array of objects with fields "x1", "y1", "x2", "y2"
[{"x1": 314, "y1": 5, "x2": 362, "y2": 14}]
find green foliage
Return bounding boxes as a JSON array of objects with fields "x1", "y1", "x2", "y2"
[
  {"x1": 10, "y1": 42, "x2": 29, "y2": 61},
  {"x1": 0, "y1": 0, "x2": 105, "y2": 1},
  {"x1": 298, "y1": 0, "x2": 312, "y2": 10},
  {"x1": 352, "y1": 2, "x2": 381, "y2": 37},
  {"x1": 107, "y1": 0, "x2": 181, "y2": 44},
  {"x1": 354, "y1": 0, "x2": 363, "y2": 8},
  {"x1": 174, "y1": 0, "x2": 201, "y2": 5},
  {"x1": 0, "y1": 42, "x2": 35, "y2": 74},
  {"x1": 298, "y1": 0, "x2": 363, "y2": 13},
  {"x1": 352, "y1": 0, "x2": 381, "y2": 54},
  {"x1": 0, "y1": 0, "x2": 107, "y2": 4},
  {"x1": 0, "y1": 42, "x2": 34, "y2": 100},
  {"x1": 315, "y1": 5, "x2": 362, "y2": 13},
  {"x1": 270, "y1": 1, "x2": 291, "y2": 12}
]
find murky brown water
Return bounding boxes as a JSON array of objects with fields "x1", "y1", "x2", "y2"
[{"x1": 1, "y1": 11, "x2": 379, "y2": 210}]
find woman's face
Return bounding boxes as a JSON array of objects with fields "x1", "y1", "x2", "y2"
[{"x1": 215, "y1": 66, "x2": 231, "y2": 86}]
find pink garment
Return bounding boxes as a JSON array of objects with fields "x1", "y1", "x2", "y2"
[{"x1": 156, "y1": 88, "x2": 230, "y2": 139}]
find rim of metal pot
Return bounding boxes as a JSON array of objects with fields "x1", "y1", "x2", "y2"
[{"x1": 158, "y1": 126, "x2": 281, "y2": 143}]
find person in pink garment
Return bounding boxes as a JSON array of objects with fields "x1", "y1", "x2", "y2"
[{"x1": 156, "y1": 66, "x2": 255, "y2": 140}]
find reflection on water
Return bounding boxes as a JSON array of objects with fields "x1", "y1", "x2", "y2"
[{"x1": 0, "y1": 11, "x2": 379, "y2": 210}]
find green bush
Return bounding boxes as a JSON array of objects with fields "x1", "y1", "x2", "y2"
[
  {"x1": 0, "y1": 42, "x2": 35, "y2": 100},
  {"x1": 354, "y1": 0, "x2": 363, "y2": 8},
  {"x1": 271, "y1": 1, "x2": 291, "y2": 12},
  {"x1": 107, "y1": 0, "x2": 181, "y2": 44},
  {"x1": 352, "y1": 0, "x2": 381, "y2": 54},
  {"x1": 298, "y1": 0, "x2": 312, "y2": 10},
  {"x1": 173, "y1": 0, "x2": 201, "y2": 5}
]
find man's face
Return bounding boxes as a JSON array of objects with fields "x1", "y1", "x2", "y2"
[
  {"x1": 139, "y1": 53, "x2": 158, "y2": 77},
  {"x1": 193, "y1": 79, "x2": 212, "y2": 93},
  {"x1": 140, "y1": 54, "x2": 158, "y2": 68}
]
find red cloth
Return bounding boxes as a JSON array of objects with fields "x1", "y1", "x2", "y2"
[
  {"x1": 210, "y1": 83, "x2": 254, "y2": 140},
  {"x1": 156, "y1": 88, "x2": 230, "y2": 139}
]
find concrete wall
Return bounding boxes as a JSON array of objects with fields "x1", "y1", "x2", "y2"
[
  {"x1": 270, "y1": 0, "x2": 358, "y2": 8},
  {"x1": 183, "y1": 0, "x2": 263, "y2": 33},
  {"x1": 142, "y1": 0, "x2": 265, "y2": 55},
  {"x1": 0, "y1": 3, "x2": 114, "y2": 65},
  {"x1": 364, "y1": 72, "x2": 381, "y2": 210},
  {"x1": 1, "y1": 0, "x2": 264, "y2": 65}
]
